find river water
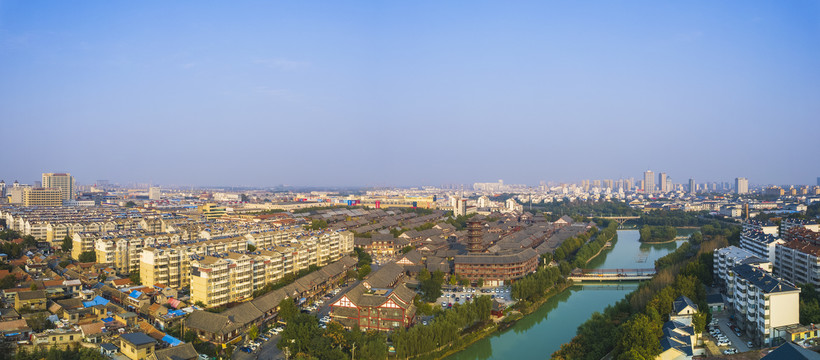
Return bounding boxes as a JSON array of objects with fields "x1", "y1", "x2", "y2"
[{"x1": 446, "y1": 230, "x2": 685, "y2": 360}]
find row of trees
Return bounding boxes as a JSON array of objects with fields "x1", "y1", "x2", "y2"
[
  {"x1": 391, "y1": 295, "x2": 492, "y2": 358},
  {"x1": 9, "y1": 347, "x2": 106, "y2": 360},
  {"x1": 418, "y1": 269, "x2": 445, "y2": 302},
  {"x1": 640, "y1": 210, "x2": 705, "y2": 227},
  {"x1": 552, "y1": 227, "x2": 597, "y2": 262},
  {"x1": 538, "y1": 199, "x2": 638, "y2": 218},
  {"x1": 444, "y1": 214, "x2": 477, "y2": 231},
  {"x1": 799, "y1": 283, "x2": 820, "y2": 324},
  {"x1": 638, "y1": 225, "x2": 677, "y2": 243},
  {"x1": 510, "y1": 265, "x2": 564, "y2": 302},
  {"x1": 354, "y1": 247, "x2": 372, "y2": 279},
  {"x1": 571, "y1": 220, "x2": 618, "y2": 268},
  {"x1": 552, "y1": 222, "x2": 734, "y2": 360}
]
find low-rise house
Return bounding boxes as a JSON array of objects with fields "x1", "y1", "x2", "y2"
[
  {"x1": 15, "y1": 290, "x2": 47, "y2": 311},
  {"x1": 151, "y1": 342, "x2": 198, "y2": 360},
  {"x1": 119, "y1": 332, "x2": 157, "y2": 360},
  {"x1": 100, "y1": 342, "x2": 119, "y2": 357},
  {"x1": 185, "y1": 302, "x2": 262, "y2": 346},
  {"x1": 761, "y1": 341, "x2": 820, "y2": 359},
  {"x1": 0, "y1": 319, "x2": 31, "y2": 342},
  {"x1": 30, "y1": 329, "x2": 82, "y2": 349}
]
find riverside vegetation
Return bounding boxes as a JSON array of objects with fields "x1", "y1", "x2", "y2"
[{"x1": 551, "y1": 221, "x2": 738, "y2": 360}]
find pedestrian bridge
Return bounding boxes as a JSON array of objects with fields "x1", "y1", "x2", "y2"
[{"x1": 568, "y1": 268, "x2": 656, "y2": 282}]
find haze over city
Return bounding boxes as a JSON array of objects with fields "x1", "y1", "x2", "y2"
[{"x1": 2, "y1": 1, "x2": 819, "y2": 186}]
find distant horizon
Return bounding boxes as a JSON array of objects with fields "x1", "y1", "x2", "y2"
[
  {"x1": 2, "y1": 173, "x2": 816, "y2": 190},
  {"x1": 2, "y1": 2, "x2": 818, "y2": 186}
]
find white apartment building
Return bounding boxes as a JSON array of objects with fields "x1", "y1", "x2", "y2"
[
  {"x1": 714, "y1": 246, "x2": 770, "y2": 288},
  {"x1": 743, "y1": 220, "x2": 779, "y2": 236},
  {"x1": 740, "y1": 230, "x2": 785, "y2": 263},
  {"x1": 775, "y1": 241, "x2": 820, "y2": 287},
  {"x1": 728, "y1": 264, "x2": 799, "y2": 346}
]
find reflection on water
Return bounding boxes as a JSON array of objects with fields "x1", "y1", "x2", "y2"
[{"x1": 447, "y1": 230, "x2": 680, "y2": 360}]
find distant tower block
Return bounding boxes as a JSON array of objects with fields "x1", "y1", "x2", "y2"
[{"x1": 468, "y1": 219, "x2": 484, "y2": 253}]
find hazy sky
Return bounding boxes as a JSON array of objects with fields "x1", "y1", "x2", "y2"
[{"x1": 2, "y1": 1, "x2": 819, "y2": 187}]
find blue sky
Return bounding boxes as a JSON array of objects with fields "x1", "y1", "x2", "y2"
[{"x1": 1, "y1": 1, "x2": 818, "y2": 187}]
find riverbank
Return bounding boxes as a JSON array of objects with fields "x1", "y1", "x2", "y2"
[
  {"x1": 638, "y1": 238, "x2": 679, "y2": 244},
  {"x1": 424, "y1": 281, "x2": 574, "y2": 360}
]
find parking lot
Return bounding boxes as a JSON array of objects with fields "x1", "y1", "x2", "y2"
[
  {"x1": 435, "y1": 286, "x2": 512, "y2": 310},
  {"x1": 233, "y1": 327, "x2": 284, "y2": 360},
  {"x1": 707, "y1": 312, "x2": 752, "y2": 355}
]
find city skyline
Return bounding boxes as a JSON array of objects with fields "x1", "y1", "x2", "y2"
[{"x1": 2, "y1": 1, "x2": 819, "y2": 186}]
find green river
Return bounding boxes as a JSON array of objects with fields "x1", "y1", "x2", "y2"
[{"x1": 446, "y1": 230, "x2": 686, "y2": 360}]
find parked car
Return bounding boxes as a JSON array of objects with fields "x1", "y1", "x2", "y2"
[
  {"x1": 723, "y1": 348, "x2": 737, "y2": 354},
  {"x1": 747, "y1": 341, "x2": 754, "y2": 348},
  {"x1": 239, "y1": 347, "x2": 252, "y2": 353}
]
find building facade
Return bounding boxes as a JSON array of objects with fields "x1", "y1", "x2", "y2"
[
  {"x1": 728, "y1": 264, "x2": 799, "y2": 346},
  {"x1": 42, "y1": 173, "x2": 74, "y2": 201}
]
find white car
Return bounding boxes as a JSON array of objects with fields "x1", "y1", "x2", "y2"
[{"x1": 723, "y1": 348, "x2": 737, "y2": 354}]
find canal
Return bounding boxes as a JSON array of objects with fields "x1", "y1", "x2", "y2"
[{"x1": 446, "y1": 230, "x2": 686, "y2": 360}]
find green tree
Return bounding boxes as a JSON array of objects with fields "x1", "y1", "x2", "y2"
[
  {"x1": 78, "y1": 251, "x2": 96, "y2": 263},
  {"x1": 129, "y1": 271, "x2": 141, "y2": 285},
  {"x1": 0, "y1": 275, "x2": 16, "y2": 289},
  {"x1": 278, "y1": 298, "x2": 298, "y2": 322},
  {"x1": 417, "y1": 268, "x2": 431, "y2": 282},
  {"x1": 61, "y1": 235, "x2": 72, "y2": 253},
  {"x1": 357, "y1": 264, "x2": 371, "y2": 280},
  {"x1": 248, "y1": 324, "x2": 259, "y2": 340},
  {"x1": 125, "y1": 201, "x2": 136, "y2": 208},
  {"x1": 617, "y1": 314, "x2": 661, "y2": 360},
  {"x1": 310, "y1": 219, "x2": 328, "y2": 230},
  {"x1": 247, "y1": 244, "x2": 257, "y2": 252}
]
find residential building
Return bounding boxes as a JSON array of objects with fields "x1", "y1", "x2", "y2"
[
  {"x1": 658, "y1": 296, "x2": 702, "y2": 360},
  {"x1": 42, "y1": 172, "x2": 74, "y2": 201},
  {"x1": 644, "y1": 170, "x2": 655, "y2": 194},
  {"x1": 14, "y1": 290, "x2": 46, "y2": 311},
  {"x1": 736, "y1": 177, "x2": 749, "y2": 195},
  {"x1": 454, "y1": 248, "x2": 539, "y2": 286},
  {"x1": 688, "y1": 179, "x2": 695, "y2": 195},
  {"x1": 119, "y1": 332, "x2": 157, "y2": 360},
  {"x1": 22, "y1": 188, "x2": 63, "y2": 206},
  {"x1": 743, "y1": 220, "x2": 779, "y2": 236},
  {"x1": 659, "y1": 173, "x2": 667, "y2": 193},
  {"x1": 30, "y1": 329, "x2": 82, "y2": 349},
  {"x1": 761, "y1": 342, "x2": 820, "y2": 359},
  {"x1": 198, "y1": 203, "x2": 226, "y2": 220},
  {"x1": 740, "y1": 230, "x2": 785, "y2": 263},
  {"x1": 151, "y1": 343, "x2": 198, "y2": 360},
  {"x1": 330, "y1": 263, "x2": 416, "y2": 331},
  {"x1": 728, "y1": 264, "x2": 799, "y2": 346},
  {"x1": 148, "y1": 187, "x2": 161, "y2": 201},
  {"x1": 775, "y1": 241, "x2": 820, "y2": 287},
  {"x1": 713, "y1": 246, "x2": 770, "y2": 295}
]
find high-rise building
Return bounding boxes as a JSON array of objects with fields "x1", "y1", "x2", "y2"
[
  {"x1": 643, "y1": 170, "x2": 655, "y2": 194},
  {"x1": 735, "y1": 177, "x2": 749, "y2": 195},
  {"x1": 817, "y1": 177, "x2": 820, "y2": 186},
  {"x1": 688, "y1": 179, "x2": 695, "y2": 195},
  {"x1": 42, "y1": 173, "x2": 75, "y2": 201},
  {"x1": 148, "y1": 187, "x2": 161, "y2": 201},
  {"x1": 0, "y1": 180, "x2": 5, "y2": 198},
  {"x1": 658, "y1": 173, "x2": 667, "y2": 192}
]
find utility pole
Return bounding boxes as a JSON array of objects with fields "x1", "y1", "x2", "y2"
[{"x1": 351, "y1": 342, "x2": 356, "y2": 360}]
